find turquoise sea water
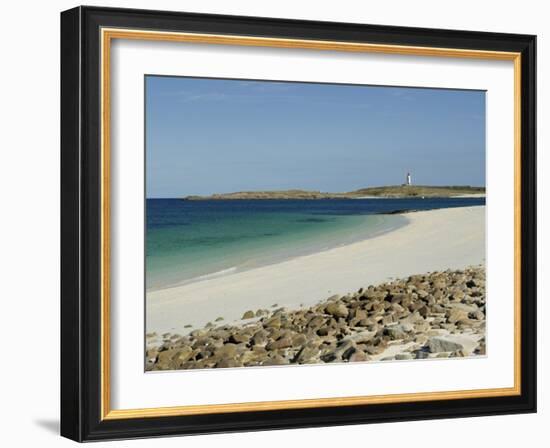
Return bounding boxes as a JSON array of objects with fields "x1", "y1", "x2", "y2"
[{"x1": 146, "y1": 198, "x2": 485, "y2": 291}]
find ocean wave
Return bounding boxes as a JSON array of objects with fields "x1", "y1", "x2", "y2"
[{"x1": 192, "y1": 266, "x2": 239, "y2": 282}]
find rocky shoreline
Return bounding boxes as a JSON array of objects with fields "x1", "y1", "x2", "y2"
[{"x1": 146, "y1": 266, "x2": 486, "y2": 371}]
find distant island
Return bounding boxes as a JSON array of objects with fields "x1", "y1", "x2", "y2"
[{"x1": 183, "y1": 185, "x2": 485, "y2": 200}]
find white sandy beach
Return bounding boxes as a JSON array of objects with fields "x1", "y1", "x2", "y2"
[
  {"x1": 451, "y1": 193, "x2": 486, "y2": 198},
  {"x1": 147, "y1": 206, "x2": 485, "y2": 335}
]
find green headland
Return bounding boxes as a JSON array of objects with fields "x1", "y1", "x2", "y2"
[{"x1": 183, "y1": 185, "x2": 485, "y2": 200}]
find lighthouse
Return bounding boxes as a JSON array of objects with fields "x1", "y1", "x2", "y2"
[{"x1": 406, "y1": 172, "x2": 412, "y2": 186}]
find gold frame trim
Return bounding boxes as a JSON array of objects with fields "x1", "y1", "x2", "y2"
[{"x1": 100, "y1": 28, "x2": 522, "y2": 420}]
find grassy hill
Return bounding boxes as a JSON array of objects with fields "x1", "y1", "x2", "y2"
[
  {"x1": 185, "y1": 190, "x2": 345, "y2": 200},
  {"x1": 184, "y1": 185, "x2": 485, "y2": 200},
  {"x1": 352, "y1": 185, "x2": 485, "y2": 198}
]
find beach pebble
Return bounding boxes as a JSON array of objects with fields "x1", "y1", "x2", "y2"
[
  {"x1": 261, "y1": 355, "x2": 288, "y2": 366},
  {"x1": 447, "y1": 308, "x2": 470, "y2": 324},
  {"x1": 349, "y1": 350, "x2": 369, "y2": 362},
  {"x1": 266, "y1": 337, "x2": 293, "y2": 351},
  {"x1": 146, "y1": 266, "x2": 486, "y2": 371},
  {"x1": 215, "y1": 343, "x2": 238, "y2": 358},
  {"x1": 263, "y1": 316, "x2": 282, "y2": 329},
  {"x1": 294, "y1": 346, "x2": 321, "y2": 364},
  {"x1": 325, "y1": 302, "x2": 349, "y2": 318},
  {"x1": 229, "y1": 332, "x2": 250, "y2": 344},
  {"x1": 251, "y1": 330, "x2": 268, "y2": 346},
  {"x1": 215, "y1": 358, "x2": 242, "y2": 368},
  {"x1": 428, "y1": 335, "x2": 479, "y2": 355}
]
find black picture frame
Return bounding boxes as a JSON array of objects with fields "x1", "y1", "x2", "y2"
[{"x1": 61, "y1": 5, "x2": 536, "y2": 442}]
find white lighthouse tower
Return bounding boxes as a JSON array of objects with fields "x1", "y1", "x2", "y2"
[{"x1": 406, "y1": 171, "x2": 412, "y2": 186}]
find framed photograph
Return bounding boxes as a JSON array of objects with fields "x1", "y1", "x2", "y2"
[{"x1": 60, "y1": 6, "x2": 536, "y2": 441}]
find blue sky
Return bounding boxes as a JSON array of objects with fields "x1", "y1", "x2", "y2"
[{"x1": 146, "y1": 76, "x2": 485, "y2": 198}]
